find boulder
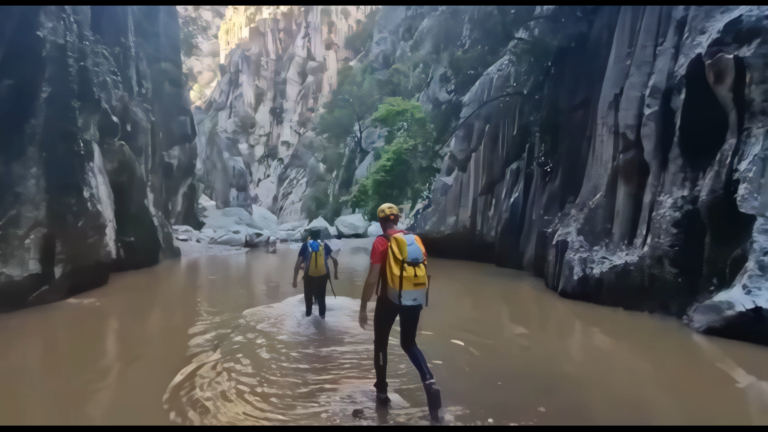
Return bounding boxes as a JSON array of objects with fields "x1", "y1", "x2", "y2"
[
  {"x1": 334, "y1": 214, "x2": 369, "y2": 237},
  {"x1": 173, "y1": 225, "x2": 195, "y2": 234},
  {"x1": 304, "y1": 217, "x2": 334, "y2": 240},
  {"x1": 276, "y1": 230, "x2": 298, "y2": 241},
  {"x1": 251, "y1": 205, "x2": 280, "y2": 235},
  {"x1": 245, "y1": 228, "x2": 268, "y2": 247},
  {"x1": 368, "y1": 222, "x2": 383, "y2": 237},
  {"x1": 201, "y1": 207, "x2": 257, "y2": 231},
  {"x1": 175, "y1": 235, "x2": 190, "y2": 242},
  {"x1": 279, "y1": 220, "x2": 308, "y2": 231},
  {"x1": 198, "y1": 193, "x2": 216, "y2": 212},
  {"x1": 211, "y1": 232, "x2": 245, "y2": 247}
]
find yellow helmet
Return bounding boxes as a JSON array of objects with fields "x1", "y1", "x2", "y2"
[{"x1": 377, "y1": 203, "x2": 400, "y2": 219}]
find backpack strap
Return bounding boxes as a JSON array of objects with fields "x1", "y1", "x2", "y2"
[{"x1": 375, "y1": 234, "x2": 387, "y2": 296}]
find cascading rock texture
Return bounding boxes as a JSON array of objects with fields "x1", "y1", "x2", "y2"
[
  {"x1": 413, "y1": 6, "x2": 768, "y2": 346},
  {"x1": 0, "y1": 6, "x2": 197, "y2": 310}
]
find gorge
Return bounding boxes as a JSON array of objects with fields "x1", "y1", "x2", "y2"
[{"x1": 1, "y1": 4, "x2": 767, "y2": 351}]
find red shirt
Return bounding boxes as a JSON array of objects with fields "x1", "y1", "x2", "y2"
[{"x1": 370, "y1": 229, "x2": 427, "y2": 264}]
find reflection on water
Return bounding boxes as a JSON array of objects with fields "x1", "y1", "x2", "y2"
[
  {"x1": 0, "y1": 238, "x2": 767, "y2": 425},
  {"x1": 163, "y1": 295, "x2": 464, "y2": 425}
]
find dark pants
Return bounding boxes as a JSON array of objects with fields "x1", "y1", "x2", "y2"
[
  {"x1": 373, "y1": 294, "x2": 434, "y2": 393},
  {"x1": 303, "y1": 274, "x2": 327, "y2": 317}
]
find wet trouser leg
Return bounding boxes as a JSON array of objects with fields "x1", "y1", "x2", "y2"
[
  {"x1": 314, "y1": 276, "x2": 327, "y2": 317},
  {"x1": 373, "y1": 295, "x2": 435, "y2": 393},
  {"x1": 399, "y1": 303, "x2": 434, "y2": 384},
  {"x1": 373, "y1": 295, "x2": 399, "y2": 394},
  {"x1": 303, "y1": 275, "x2": 315, "y2": 316}
]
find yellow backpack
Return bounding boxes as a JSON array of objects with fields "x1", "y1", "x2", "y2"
[
  {"x1": 377, "y1": 232, "x2": 430, "y2": 306},
  {"x1": 306, "y1": 240, "x2": 328, "y2": 277}
]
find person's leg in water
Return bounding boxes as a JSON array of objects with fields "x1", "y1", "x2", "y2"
[
  {"x1": 400, "y1": 304, "x2": 442, "y2": 423},
  {"x1": 303, "y1": 275, "x2": 315, "y2": 317},
  {"x1": 314, "y1": 275, "x2": 328, "y2": 318},
  {"x1": 373, "y1": 295, "x2": 399, "y2": 406}
]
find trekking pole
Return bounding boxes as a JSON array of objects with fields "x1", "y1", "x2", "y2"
[{"x1": 328, "y1": 275, "x2": 337, "y2": 299}]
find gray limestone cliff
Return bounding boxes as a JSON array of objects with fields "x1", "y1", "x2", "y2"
[
  {"x1": 0, "y1": 6, "x2": 197, "y2": 310},
  {"x1": 412, "y1": 6, "x2": 768, "y2": 346}
]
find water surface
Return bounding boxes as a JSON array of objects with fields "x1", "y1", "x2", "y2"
[{"x1": 1, "y1": 238, "x2": 767, "y2": 425}]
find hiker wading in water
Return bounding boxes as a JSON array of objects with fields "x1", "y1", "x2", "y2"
[
  {"x1": 359, "y1": 203, "x2": 442, "y2": 424},
  {"x1": 293, "y1": 229, "x2": 338, "y2": 319}
]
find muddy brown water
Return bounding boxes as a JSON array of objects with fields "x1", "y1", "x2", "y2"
[{"x1": 1, "y1": 238, "x2": 767, "y2": 425}]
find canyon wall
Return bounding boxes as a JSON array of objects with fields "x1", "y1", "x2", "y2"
[
  {"x1": 185, "y1": 6, "x2": 768, "y2": 345},
  {"x1": 0, "y1": 6, "x2": 196, "y2": 310},
  {"x1": 411, "y1": 6, "x2": 768, "y2": 346}
]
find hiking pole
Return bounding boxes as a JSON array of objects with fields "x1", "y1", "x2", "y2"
[{"x1": 328, "y1": 275, "x2": 337, "y2": 299}]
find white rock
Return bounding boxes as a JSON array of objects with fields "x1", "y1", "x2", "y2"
[
  {"x1": 175, "y1": 235, "x2": 190, "y2": 242},
  {"x1": 200, "y1": 228, "x2": 215, "y2": 235},
  {"x1": 279, "y1": 220, "x2": 308, "y2": 231},
  {"x1": 172, "y1": 225, "x2": 195, "y2": 234},
  {"x1": 367, "y1": 221, "x2": 383, "y2": 237},
  {"x1": 276, "y1": 230, "x2": 298, "y2": 241},
  {"x1": 198, "y1": 193, "x2": 216, "y2": 211},
  {"x1": 306, "y1": 217, "x2": 334, "y2": 240},
  {"x1": 246, "y1": 229, "x2": 268, "y2": 246},
  {"x1": 211, "y1": 232, "x2": 245, "y2": 247},
  {"x1": 334, "y1": 213, "x2": 369, "y2": 237},
  {"x1": 250, "y1": 205, "x2": 279, "y2": 235},
  {"x1": 201, "y1": 207, "x2": 257, "y2": 230}
]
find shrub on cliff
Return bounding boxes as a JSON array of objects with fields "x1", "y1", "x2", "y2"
[{"x1": 349, "y1": 98, "x2": 439, "y2": 220}]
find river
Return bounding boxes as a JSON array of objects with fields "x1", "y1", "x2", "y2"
[{"x1": 0, "y1": 237, "x2": 767, "y2": 425}]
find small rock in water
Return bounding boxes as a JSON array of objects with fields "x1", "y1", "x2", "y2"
[
  {"x1": 175, "y1": 235, "x2": 190, "y2": 242},
  {"x1": 352, "y1": 408, "x2": 365, "y2": 419},
  {"x1": 538, "y1": 407, "x2": 546, "y2": 412},
  {"x1": 488, "y1": 418, "x2": 494, "y2": 423}
]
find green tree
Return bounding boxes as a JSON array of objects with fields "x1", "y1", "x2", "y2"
[
  {"x1": 317, "y1": 67, "x2": 379, "y2": 153},
  {"x1": 349, "y1": 98, "x2": 439, "y2": 220}
]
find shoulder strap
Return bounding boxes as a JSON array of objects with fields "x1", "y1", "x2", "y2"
[{"x1": 375, "y1": 235, "x2": 389, "y2": 296}]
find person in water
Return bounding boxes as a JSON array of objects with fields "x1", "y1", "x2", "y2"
[
  {"x1": 359, "y1": 204, "x2": 442, "y2": 424},
  {"x1": 292, "y1": 229, "x2": 338, "y2": 319}
]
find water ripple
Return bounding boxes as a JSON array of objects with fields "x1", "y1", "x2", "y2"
[{"x1": 163, "y1": 295, "x2": 464, "y2": 425}]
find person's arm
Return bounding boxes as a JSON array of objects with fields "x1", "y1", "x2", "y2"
[
  {"x1": 358, "y1": 262, "x2": 380, "y2": 329},
  {"x1": 292, "y1": 255, "x2": 302, "y2": 288},
  {"x1": 330, "y1": 255, "x2": 339, "y2": 279}
]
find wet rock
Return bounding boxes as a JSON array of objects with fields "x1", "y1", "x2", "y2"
[
  {"x1": 368, "y1": 222, "x2": 384, "y2": 237},
  {"x1": 352, "y1": 408, "x2": 365, "y2": 419},
  {"x1": 0, "y1": 6, "x2": 195, "y2": 310},
  {"x1": 175, "y1": 235, "x2": 190, "y2": 242},
  {"x1": 305, "y1": 217, "x2": 334, "y2": 240},
  {"x1": 211, "y1": 232, "x2": 246, "y2": 247},
  {"x1": 201, "y1": 207, "x2": 258, "y2": 231},
  {"x1": 334, "y1": 214, "x2": 369, "y2": 238},
  {"x1": 250, "y1": 205, "x2": 279, "y2": 236}
]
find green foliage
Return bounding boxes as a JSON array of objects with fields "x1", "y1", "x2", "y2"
[
  {"x1": 349, "y1": 98, "x2": 439, "y2": 220},
  {"x1": 344, "y1": 8, "x2": 380, "y2": 56}
]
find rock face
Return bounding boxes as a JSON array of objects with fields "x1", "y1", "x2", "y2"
[
  {"x1": 414, "y1": 5, "x2": 768, "y2": 346},
  {"x1": 190, "y1": 6, "x2": 338, "y2": 222},
  {"x1": 334, "y1": 214, "x2": 369, "y2": 237},
  {"x1": 0, "y1": 6, "x2": 197, "y2": 310}
]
